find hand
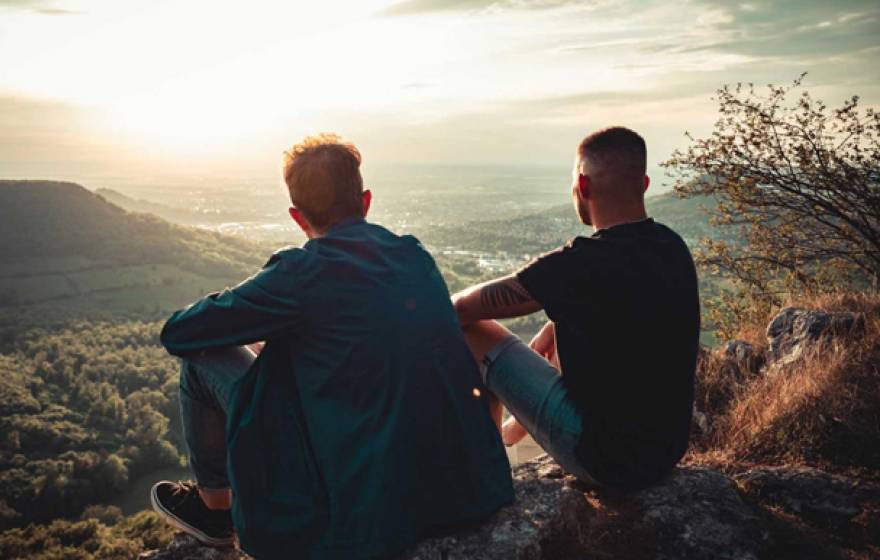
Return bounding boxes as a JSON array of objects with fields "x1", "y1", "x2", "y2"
[
  {"x1": 247, "y1": 341, "x2": 265, "y2": 355},
  {"x1": 528, "y1": 321, "x2": 556, "y2": 364}
]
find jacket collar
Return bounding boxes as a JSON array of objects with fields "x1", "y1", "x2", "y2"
[{"x1": 323, "y1": 216, "x2": 367, "y2": 236}]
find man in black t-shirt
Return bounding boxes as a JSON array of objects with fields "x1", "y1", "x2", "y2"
[{"x1": 452, "y1": 127, "x2": 700, "y2": 491}]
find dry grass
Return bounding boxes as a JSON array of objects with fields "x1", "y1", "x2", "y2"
[{"x1": 688, "y1": 291, "x2": 880, "y2": 476}]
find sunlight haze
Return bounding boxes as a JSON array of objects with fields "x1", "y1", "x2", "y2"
[
  {"x1": 1, "y1": 0, "x2": 878, "y2": 185},
  {"x1": 1, "y1": 6, "x2": 879, "y2": 554}
]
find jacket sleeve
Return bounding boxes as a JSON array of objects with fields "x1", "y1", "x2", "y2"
[{"x1": 160, "y1": 253, "x2": 303, "y2": 356}]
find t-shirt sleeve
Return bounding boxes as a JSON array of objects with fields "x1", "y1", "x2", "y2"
[{"x1": 515, "y1": 242, "x2": 583, "y2": 322}]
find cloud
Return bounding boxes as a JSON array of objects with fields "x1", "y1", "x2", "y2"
[
  {"x1": 546, "y1": 0, "x2": 879, "y2": 75},
  {"x1": 379, "y1": 0, "x2": 592, "y2": 16},
  {"x1": 35, "y1": 7, "x2": 78, "y2": 15},
  {"x1": 685, "y1": 0, "x2": 880, "y2": 57},
  {"x1": 0, "y1": 0, "x2": 79, "y2": 15},
  {"x1": 686, "y1": 1, "x2": 879, "y2": 39}
]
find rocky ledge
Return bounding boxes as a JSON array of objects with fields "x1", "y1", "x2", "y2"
[{"x1": 139, "y1": 454, "x2": 879, "y2": 560}]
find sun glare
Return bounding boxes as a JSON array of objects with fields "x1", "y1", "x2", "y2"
[
  {"x1": 1, "y1": 0, "x2": 875, "y2": 171},
  {"x1": 2, "y1": 0, "x2": 476, "y2": 155}
]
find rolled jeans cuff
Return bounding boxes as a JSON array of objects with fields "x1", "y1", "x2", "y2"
[{"x1": 479, "y1": 334, "x2": 521, "y2": 384}]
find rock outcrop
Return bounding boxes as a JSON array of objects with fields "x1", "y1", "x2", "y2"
[
  {"x1": 765, "y1": 307, "x2": 865, "y2": 364},
  {"x1": 142, "y1": 454, "x2": 880, "y2": 560},
  {"x1": 718, "y1": 307, "x2": 866, "y2": 377},
  {"x1": 140, "y1": 534, "x2": 243, "y2": 560},
  {"x1": 723, "y1": 339, "x2": 763, "y2": 373},
  {"x1": 734, "y1": 466, "x2": 880, "y2": 534},
  {"x1": 407, "y1": 455, "x2": 769, "y2": 560}
]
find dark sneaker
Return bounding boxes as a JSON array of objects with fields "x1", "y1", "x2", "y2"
[{"x1": 150, "y1": 480, "x2": 234, "y2": 547}]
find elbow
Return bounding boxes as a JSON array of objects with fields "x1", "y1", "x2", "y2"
[
  {"x1": 159, "y1": 312, "x2": 187, "y2": 355},
  {"x1": 452, "y1": 293, "x2": 477, "y2": 328},
  {"x1": 159, "y1": 321, "x2": 178, "y2": 354}
]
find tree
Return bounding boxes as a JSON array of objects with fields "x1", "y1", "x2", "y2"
[{"x1": 663, "y1": 74, "x2": 880, "y2": 336}]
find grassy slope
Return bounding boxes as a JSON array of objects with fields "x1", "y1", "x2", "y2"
[
  {"x1": 689, "y1": 291, "x2": 880, "y2": 478},
  {"x1": 0, "y1": 180, "x2": 267, "y2": 331}
]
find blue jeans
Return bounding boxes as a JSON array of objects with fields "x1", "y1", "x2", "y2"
[
  {"x1": 178, "y1": 346, "x2": 256, "y2": 490},
  {"x1": 482, "y1": 336, "x2": 600, "y2": 486}
]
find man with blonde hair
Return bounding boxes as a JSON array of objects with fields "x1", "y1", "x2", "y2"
[
  {"x1": 453, "y1": 126, "x2": 700, "y2": 491},
  {"x1": 151, "y1": 134, "x2": 514, "y2": 558}
]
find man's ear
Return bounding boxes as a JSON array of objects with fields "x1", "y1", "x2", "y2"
[
  {"x1": 362, "y1": 189, "x2": 372, "y2": 217},
  {"x1": 289, "y1": 207, "x2": 313, "y2": 237},
  {"x1": 577, "y1": 173, "x2": 590, "y2": 200},
  {"x1": 643, "y1": 175, "x2": 650, "y2": 193}
]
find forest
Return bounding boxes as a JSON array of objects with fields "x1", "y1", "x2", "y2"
[{"x1": 0, "y1": 321, "x2": 182, "y2": 557}]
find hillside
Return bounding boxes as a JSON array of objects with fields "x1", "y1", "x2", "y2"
[
  {"x1": 95, "y1": 188, "x2": 261, "y2": 227},
  {"x1": 413, "y1": 190, "x2": 723, "y2": 257},
  {"x1": 0, "y1": 181, "x2": 274, "y2": 540},
  {"x1": 0, "y1": 181, "x2": 267, "y2": 330},
  {"x1": 72, "y1": 185, "x2": 727, "y2": 341}
]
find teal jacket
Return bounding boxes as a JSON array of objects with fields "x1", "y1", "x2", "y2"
[{"x1": 161, "y1": 219, "x2": 514, "y2": 559}]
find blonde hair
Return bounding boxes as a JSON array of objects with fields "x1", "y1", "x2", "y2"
[{"x1": 282, "y1": 133, "x2": 363, "y2": 231}]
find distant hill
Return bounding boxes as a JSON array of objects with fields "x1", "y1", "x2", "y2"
[
  {"x1": 0, "y1": 180, "x2": 267, "y2": 323},
  {"x1": 646, "y1": 191, "x2": 724, "y2": 245},
  {"x1": 0, "y1": 180, "x2": 725, "y2": 334},
  {"x1": 95, "y1": 184, "x2": 722, "y2": 259},
  {"x1": 95, "y1": 187, "x2": 258, "y2": 226},
  {"x1": 414, "y1": 190, "x2": 723, "y2": 257}
]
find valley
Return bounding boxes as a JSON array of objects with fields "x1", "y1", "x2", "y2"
[{"x1": 0, "y1": 174, "x2": 723, "y2": 549}]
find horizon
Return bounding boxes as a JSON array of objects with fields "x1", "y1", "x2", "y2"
[{"x1": 1, "y1": 0, "x2": 878, "y2": 186}]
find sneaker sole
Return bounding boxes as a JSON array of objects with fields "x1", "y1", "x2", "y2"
[{"x1": 150, "y1": 481, "x2": 235, "y2": 548}]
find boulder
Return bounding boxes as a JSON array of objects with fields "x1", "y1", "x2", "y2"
[
  {"x1": 733, "y1": 466, "x2": 880, "y2": 529},
  {"x1": 139, "y1": 533, "x2": 245, "y2": 560},
  {"x1": 723, "y1": 339, "x2": 763, "y2": 373},
  {"x1": 140, "y1": 455, "x2": 773, "y2": 560},
  {"x1": 404, "y1": 457, "x2": 593, "y2": 559},
  {"x1": 766, "y1": 307, "x2": 865, "y2": 364},
  {"x1": 691, "y1": 404, "x2": 710, "y2": 434}
]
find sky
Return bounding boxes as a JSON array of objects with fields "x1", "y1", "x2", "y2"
[{"x1": 1, "y1": 0, "x2": 878, "y2": 186}]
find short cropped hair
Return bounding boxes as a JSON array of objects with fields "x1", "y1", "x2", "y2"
[
  {"x1": 282, "y1": 133, "x2": 364, "y2": 232},
  {"x1": 577, "y1": 126, "x2": 647, "y2": 177}
]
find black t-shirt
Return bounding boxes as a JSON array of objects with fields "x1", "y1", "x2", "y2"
[{"x1": 517, "y1": 218, "x2": 700, "y2": 490}]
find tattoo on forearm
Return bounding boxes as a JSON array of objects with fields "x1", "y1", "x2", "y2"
[{"x1": 480, "y1": 279, "x2": 533, "y2": 310}]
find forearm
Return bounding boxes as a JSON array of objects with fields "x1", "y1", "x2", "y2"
[
  {"x1": 160, "y1": 291, "x2": 263, "y2": 355},
  {"x1": 452, "y1": 285, "x2": 483, "y2": 327},
  {"x1": 452, "y1": 275, "x2": 542, "y2": 327},
  {"x1": 161, "y1": 268, "x2": 299, "y2": 355}
]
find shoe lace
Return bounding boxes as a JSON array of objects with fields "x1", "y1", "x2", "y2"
[{"x1": 171, "y1": 480, "x2": 199, "y2": 497}]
